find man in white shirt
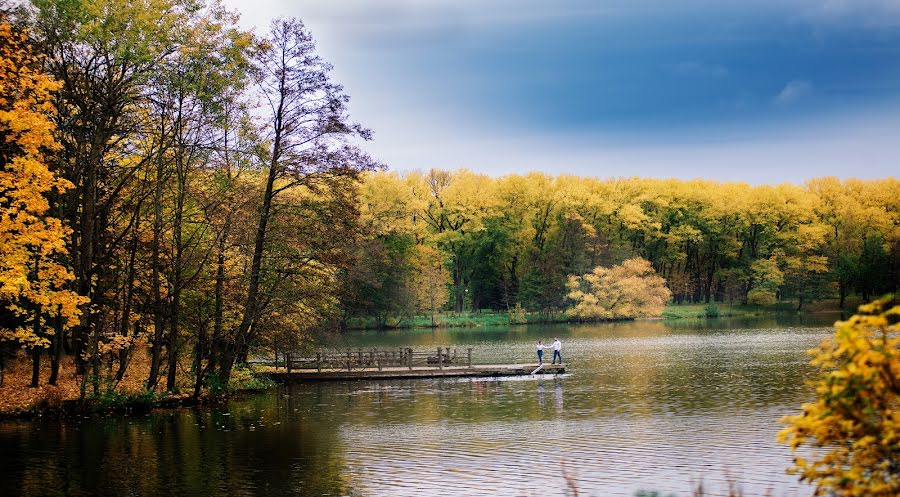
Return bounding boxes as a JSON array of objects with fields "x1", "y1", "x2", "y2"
[{"x1": 551, "y1": 338, "x2": 562, "y2": 364}]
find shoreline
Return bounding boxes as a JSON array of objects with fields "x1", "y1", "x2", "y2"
[
  {"x1": 344, "y1": 301, "x2": 845, "y2": 331},
  {"x1": 0, "y1": 355, "x2": 275, "y2": 420},
  {"x1": 0, "y1": 384, "x2": 272, "y2": 421}
]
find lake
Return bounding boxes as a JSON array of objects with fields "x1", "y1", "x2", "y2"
[{"x1": 0, "y1": 315, "x2": 836, "y2": 497}]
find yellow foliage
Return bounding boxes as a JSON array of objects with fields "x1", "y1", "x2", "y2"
[
  {"x1": 0, "y1": 19, "x2": 85, "y2": 348},
  {"x1": 779, "y1": 298, "x2": 900, "y2": 496},
  {"x1": 408, "y1": 245, "x2": 450, "y2": 314},
  {"x1": 358, "y1": 171, "x2": 418, "y2": 237},
  {"x1": 408, "y1": 168, "x2": 498, "y2": 243},
  {"x1": 566, "y1": 258, "x2": 671, "y2": 319}
]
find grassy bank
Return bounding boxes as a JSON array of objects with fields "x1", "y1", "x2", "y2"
[
  {"x1": 661, "y1": 302, "x2": 795, "y2": 319},
  {"x1": 662, "y1": 298, "x2": 850, "y2": 319},
  {"x1": 0, "y1": 352, "x2": 274, "y2": 418},
  {"x1": 346, "y1": 300, "x2": 846, "y2": 330},
  {"x1": 345, "y1": 310, "x2": 572, "y2": 330}
]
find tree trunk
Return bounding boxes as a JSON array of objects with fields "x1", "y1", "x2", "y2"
[
  {"x1": 30, "y1": 347, "x2": 41, "y2": 388},
  {"x1": 237, "y1": 346, "x2": 249, "y2": 366},
  {"x1": 30, "y1": 259, "x2": 43, "y2": 388},
  {"x1": 453, "y1": 255, "x2": 464, "y2": 313},
  {"x1": 74, "y1": 142, "x2": 101, "y2": 375},
  {"x1": 221, "y1": 62, "x2": 289, "y2": 384},
  {"x1": 48, "y1": 312, "x2": 63, "y2": 385},
  {"x1": 90, "y1": 327, "x2": 101, "y2": 396},
  {"x1": 192, "y1": 321, "x2": 207, "y2": 399},
  {"x1": 209, "y1": 221, "x2": 228, "y2": 376},
  {"x1": 147, "y1": 122, "x2": 167, "y2": 390},
  {"x1": 166, "y1": 151, "x2": 186, "y2": 392},
  {"x1": 114, "y1": 218, "x2": 140, "y2": 384},
  {"x1": 223, "y1": 164, "x2": 275, "y2": 382},
  {"x1": 839, "y1": 283, "x2": 846, "y2": 309}
]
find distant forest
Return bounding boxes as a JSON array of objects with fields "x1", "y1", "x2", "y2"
[{"x1": 343, "y1": 170, "x2": 899, "y2": 323}]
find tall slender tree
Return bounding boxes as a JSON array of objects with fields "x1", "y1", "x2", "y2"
[{"x1": 219, "y1": 18, "x2": 377, "y2": 382}]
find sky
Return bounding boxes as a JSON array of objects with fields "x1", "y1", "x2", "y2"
[{"x1": 221, "y1": 0, "x2": 900, "y2": 183}]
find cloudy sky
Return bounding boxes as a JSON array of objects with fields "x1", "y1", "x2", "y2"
[{"x1": 221, "y1": 0, "x2": 900, "y2": 182}]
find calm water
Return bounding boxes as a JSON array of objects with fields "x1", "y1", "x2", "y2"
[{"x1": 0, "y1": 315, "x2": 838, "y2": 497}]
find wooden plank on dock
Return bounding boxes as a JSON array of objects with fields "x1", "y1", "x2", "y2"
[{"x1": 263, "y1": 363, "x2": 566, "y2": 382}]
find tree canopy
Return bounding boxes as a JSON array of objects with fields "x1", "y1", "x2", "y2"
[{"x1": 338, "y1": 170, "x2": 898, "y2": 325}]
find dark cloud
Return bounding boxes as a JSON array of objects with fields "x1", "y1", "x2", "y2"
[{"x1": 224, "y1": 0, "x2": 900, "y2": 180}]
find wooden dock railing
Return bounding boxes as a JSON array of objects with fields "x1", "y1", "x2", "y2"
[{"x1": 251, "y1": 347, "x2": 477, "y2": 373}]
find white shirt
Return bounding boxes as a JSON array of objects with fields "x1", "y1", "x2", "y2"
[
  {"x1": 536, "y1": 343, "x2": 545, "y2": 351},
  {"x1": 552, "y1": 340, "x2": 561, "y2": 351}
]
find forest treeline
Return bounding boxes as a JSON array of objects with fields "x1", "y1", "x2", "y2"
[
  {"x1": 344, "y1": 170, "x2": 899, "y2": 325},
  {"x1": 0, "y1": 0, "x2": 898, "y2": 396}
]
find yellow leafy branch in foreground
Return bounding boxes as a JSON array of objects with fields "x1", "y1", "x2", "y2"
[{"x1": 779, "y1": 297, "x2": 900, "y2": 497}]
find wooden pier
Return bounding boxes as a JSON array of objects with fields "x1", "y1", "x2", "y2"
[
  {"x1": 265, "y1": 363, "x2": 566, "y2": 382},
  {"x1": 252, "y1": 346, "x2": 567, "y2": 382}
]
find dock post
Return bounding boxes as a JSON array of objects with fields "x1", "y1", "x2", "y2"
[
  {"x1": 286, "y1": 352, "x2": 292, "y2": 373},
  {"x1": 358, "y1": 348, "x2": 363, "y2": 367},
  {"x1": 316, "y1": 352, "x2": 321, "y2": 373},
  {"x1": 438, "y1": 347, "x2": 443, "y2": 369},
  {"x1": 347, "y1": 350, "x2": 352, "y2": 372},
  {"x1": 468, "y1": 348, "x2": 472, "y2": 368},
  {"x1": 407, "y1": 348, "x2": 413, "y2": 370}
]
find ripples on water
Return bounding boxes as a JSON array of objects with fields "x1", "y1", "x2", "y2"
[{"x1": 0, "y1": 316, "x2": 834, "y2": 497}]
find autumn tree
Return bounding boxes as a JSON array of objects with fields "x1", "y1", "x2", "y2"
[
  {"x1": 807, "y1": 177, "x2": 899, "y2": 307},
  {"x1": 336, "y1": 171, "x2": 419, "y2": 328},
  {"x1": 409, "y1": 245, "x2": 450, "y2": 326},
  {"x1": 220, "y1": 18, "x2": 377, "y2": 382},
  {"x1": 779, "y1": 297, "x2": 900, "y2": 496},
  {"x1": 143, "y1": 1, "x2": 254, "y2": 392},
  {"x1": 566, "y1": 258, "x2": 671, "y2": 320},
  {"x1": 29, "y1": 0, "x2": 188, "y2": 393},
  {"x1": 410, "y1": 169, "x2": 496, "y2": 313},
  {"x1": 0, "y1": 13, "x2": 83, "y2": 386}
]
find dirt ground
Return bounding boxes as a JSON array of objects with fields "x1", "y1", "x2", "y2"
[{"x1": 0, "y1": 351, "x2": 183, "y2": 414}]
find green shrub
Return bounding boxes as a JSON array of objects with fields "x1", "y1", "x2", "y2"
[
  {"x1": 704, "y1": 304, "x2": 720, "y2": 317},
  {"x1": 206, "y1": 371, "x2": 228, "y2": 395},
  {"x1": 92, "y1": 389, "x2": 158, "y2": 410},
  {"x1": 227, "y1": 365, "x2": 275, "y2": 392}
]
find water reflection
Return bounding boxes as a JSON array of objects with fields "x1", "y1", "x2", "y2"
[{"x1": 0, "y1": 315, "x2": 834, "y2": 497}]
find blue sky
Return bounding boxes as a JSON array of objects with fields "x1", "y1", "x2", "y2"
[{"x1": 223, "y1": 0, "x2": 900, "y2": 182}]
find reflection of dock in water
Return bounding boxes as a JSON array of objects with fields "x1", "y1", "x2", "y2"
[{"x1": 252, "y1": 346, "x2": 566, "y2": 382}]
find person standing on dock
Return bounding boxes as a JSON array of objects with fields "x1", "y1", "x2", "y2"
[
  {"x1": 536, "y1": 340, "x2": 545, "y2": 365},
  {"x1": 551, "y1": 338, "x2": 562, "y2": 364}
]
